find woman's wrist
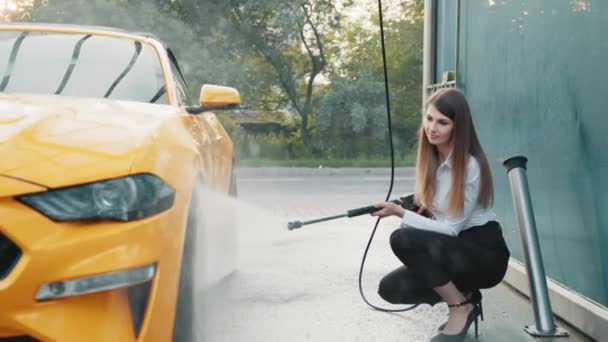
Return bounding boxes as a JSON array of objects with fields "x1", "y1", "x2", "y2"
[{"x1": 397, "y1": 207, "x2": 406, "y2": 217}]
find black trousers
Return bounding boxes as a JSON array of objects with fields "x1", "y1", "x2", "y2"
[{"x1": 378, "y1": 221, "x2": 510, "y2": 305}]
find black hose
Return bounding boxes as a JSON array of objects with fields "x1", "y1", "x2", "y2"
[{"x1": 356, "y1": 0, "x2": 419, "y2": 313}]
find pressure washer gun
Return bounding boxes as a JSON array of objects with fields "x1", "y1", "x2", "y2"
[{"x1": 287, "y1": 194, "x2": 417, "y2": 231}]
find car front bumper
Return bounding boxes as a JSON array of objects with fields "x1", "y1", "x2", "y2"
[{"x1": 0, "y1": 194, "x2": 189, "y2": 342}]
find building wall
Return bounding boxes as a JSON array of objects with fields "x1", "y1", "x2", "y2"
[{"x1": 434, "y1": 0, "x2": 608, "y2": 306}]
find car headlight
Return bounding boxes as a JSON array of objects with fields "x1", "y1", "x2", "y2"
[{"x1": 18, "y1": 174, "x2": 175, "y2": 222}]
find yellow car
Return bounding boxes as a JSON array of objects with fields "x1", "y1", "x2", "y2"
[{"x1": 0, "y1": 23, "x2": 239, "y2": 341}]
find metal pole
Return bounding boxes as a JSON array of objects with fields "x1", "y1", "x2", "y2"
[
  {"x1": 422, "y1": 0, "x2": 436, "y2": 106},
  {"x1": 503, "y1": 156, "x2": 568, "y2": 337}
]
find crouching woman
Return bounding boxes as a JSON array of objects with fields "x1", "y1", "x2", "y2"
[{"x1": 372, "y1": 88, "x2": 510, "y2": 342}]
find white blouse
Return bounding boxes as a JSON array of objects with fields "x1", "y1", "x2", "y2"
[{"x1": 401, "y1": 155, "x2": 497, "y2": 236}]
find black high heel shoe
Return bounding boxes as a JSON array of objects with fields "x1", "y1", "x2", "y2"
[
  {"x1": 437, "y1": 289, "x2": 483, "y2": 331},
  {"x1": 430, "y1": 296, "x2": 482, "y2": 342}
]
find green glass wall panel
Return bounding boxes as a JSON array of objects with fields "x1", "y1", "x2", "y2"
[
  {"x1": 434, "y1": 0, "x2": 457, "y2": 83},
  {"x1": 445, "y1": 0, "x2": 608, "y2": 305}
]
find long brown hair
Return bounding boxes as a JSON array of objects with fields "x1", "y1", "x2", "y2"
[{"x1": 414, "y1": 88, "x2": 493, "y2": 214}]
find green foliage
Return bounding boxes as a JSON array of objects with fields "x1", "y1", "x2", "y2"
[
  {"x1": 231, "y1": 132, "x2": 306, "y2": 161},
  {"x1": 313, "y1": 71, "x2": 389, "y2": 157},
  {"x1": 225, "y1": 0, "x2": 350, "y2": 153},
  {"x1": 313, "y1": 3, "x2": 424, "y2": 159}
]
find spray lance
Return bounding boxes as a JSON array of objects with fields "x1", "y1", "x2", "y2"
[{"x1": 287, "y1": 195, "x2": 416, "y2": 231}]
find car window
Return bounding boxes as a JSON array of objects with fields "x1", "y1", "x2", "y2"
[{"x1": 0, "y1": 31, "x2": 168, "y2": 104}]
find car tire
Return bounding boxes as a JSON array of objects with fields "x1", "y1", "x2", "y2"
[{"x1": 172, "y1": 184, "x2": 200, "y2": 342}]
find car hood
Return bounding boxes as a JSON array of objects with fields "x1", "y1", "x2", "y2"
[{"x1": 0, "y1": 93, "x2": 179, "y2": 188}]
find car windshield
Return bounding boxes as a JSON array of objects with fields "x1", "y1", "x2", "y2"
[{"x1": 0, "y1": 30, "x2": 168, "y2": 104}]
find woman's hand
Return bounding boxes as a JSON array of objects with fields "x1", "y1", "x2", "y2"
[{"x1": 370, "y1": 202, "x2": 406, "y2": 218}]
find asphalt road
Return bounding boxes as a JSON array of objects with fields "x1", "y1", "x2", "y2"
[{"x1": 194, "y1": 167, "x2": 591, "y2": 342}]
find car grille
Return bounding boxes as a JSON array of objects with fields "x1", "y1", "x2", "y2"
[{"x1": 0, "y1": 232, "x2": 21, "y2": 280}]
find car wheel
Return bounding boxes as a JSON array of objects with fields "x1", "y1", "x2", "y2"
[{"x1": 172, "y1": 185, "x2": 200, "y2": 342}]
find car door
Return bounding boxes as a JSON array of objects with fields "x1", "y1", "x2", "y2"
[
  {"x1": 168, "y1": 54, "x2": 231, "y2": 192},
  {"x1": 199, "y1": 110, "x2": 232, "y2": 190}
]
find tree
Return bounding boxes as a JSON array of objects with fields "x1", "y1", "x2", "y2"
[
  {"x1": 314, "y1": 0, "x2": 424, "y2": 157},
  {"x1": 222, "y1": 0, "x2": 351, "y2": 154},
  {"x1": 0, "y1": 0, "x2": 44, "y2": 22},
  {"x1": 314, "y1": 71, "x2": 389, "y2": 158}
]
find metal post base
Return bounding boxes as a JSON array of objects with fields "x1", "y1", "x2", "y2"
[{"x1": 524, "y1": 325, "x2": 569, "y2": 337}]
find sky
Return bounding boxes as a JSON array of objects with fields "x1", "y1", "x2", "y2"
[{"x1": 345, "y1": 0, "x2": 407, "y2": 22}]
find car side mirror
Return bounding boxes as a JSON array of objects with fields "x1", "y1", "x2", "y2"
[{"x1": 186, "y1": 84, "x2": 240, "y2": 114}]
